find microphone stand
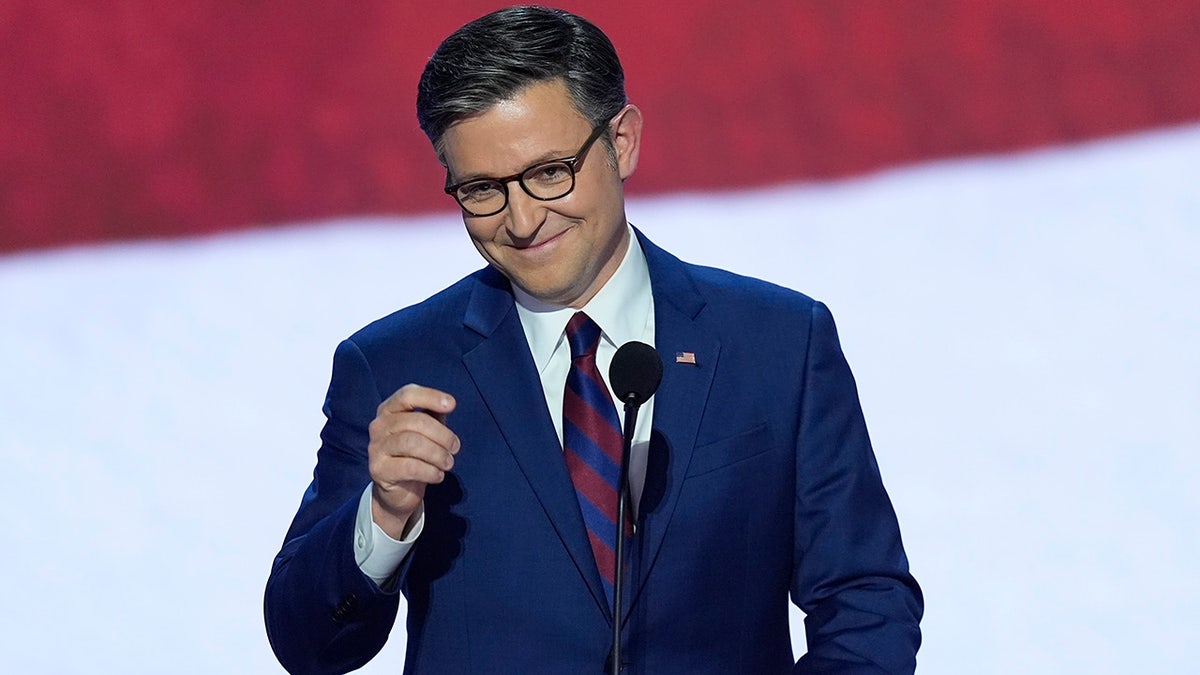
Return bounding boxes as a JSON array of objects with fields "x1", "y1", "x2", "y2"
[
  {"x1": 612, "y1": 395, "x2": 640, "y2": 675},
  {"x1": 606, "y1": 340, "x2": 662, "y2": 674}
]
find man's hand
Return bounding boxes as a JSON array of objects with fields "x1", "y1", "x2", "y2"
[{"x1": 367, "y1": 384, "x2": 460, "y2": 540}]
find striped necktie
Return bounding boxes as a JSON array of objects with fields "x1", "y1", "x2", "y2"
[{"x1": 562, "y1": 311, "x2": 625, "y2": 603}]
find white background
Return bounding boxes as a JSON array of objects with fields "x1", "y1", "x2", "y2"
[{"x1": 2, "y1": 124, "x2": 1196, "y2": 673}]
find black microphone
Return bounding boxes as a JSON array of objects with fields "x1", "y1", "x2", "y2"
[
  {"x1": 607, "y1": 341, "x2": 662, "y2": 675},
  {"x1": 609, "y1": 341, "x2": 663, "y2": 405}
]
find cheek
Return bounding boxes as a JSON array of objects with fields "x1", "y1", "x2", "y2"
[
  {"x1": 463, "y1": 218, "x2": 501, "y2": 245},
  {"x1": 575, "y1": 175, "x2": 622, "y2": 215},
  {"x1": 554, "y1": 187, "x2": 606, "y2": 222}
]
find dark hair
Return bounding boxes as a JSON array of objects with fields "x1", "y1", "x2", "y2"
[{"x1": 417, "y1": 6, "x2": 627, "y2": 156}]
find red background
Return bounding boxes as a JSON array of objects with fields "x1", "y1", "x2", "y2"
[{"x1": 4, "y1": 1, "x2": 1199, "y2": 253}]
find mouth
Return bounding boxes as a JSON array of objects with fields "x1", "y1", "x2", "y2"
[{"x1": 511, "y1": 227, "x2": 568, "y2": 252}]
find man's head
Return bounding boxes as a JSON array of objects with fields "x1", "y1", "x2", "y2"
[
  {"x1": 417, "y1": 6, "x2": 627, "y2": 159},
  {"x1": 419, "y1": 7, "x2": 643, "y2": 309}
]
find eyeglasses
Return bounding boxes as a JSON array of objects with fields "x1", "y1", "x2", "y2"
[{"x1": 444, "y1": 123, "x2": 609, "y2": 217}]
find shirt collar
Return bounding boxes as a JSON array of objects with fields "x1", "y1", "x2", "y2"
[{"x1": 513, "y1": 226, "x2": 653, "y2": 373}]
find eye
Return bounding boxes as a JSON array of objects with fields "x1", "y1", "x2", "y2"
[
  {"x1": 458, "y1": 180, "x2": 503, "y2": 202},
  {"x1": 524, "y1": 162, "x2": 572, "y2": 185}
]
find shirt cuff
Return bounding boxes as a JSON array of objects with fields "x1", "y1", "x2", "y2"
[{"x1": 353, "y1": 484, "x2": 424, "y2": 587}]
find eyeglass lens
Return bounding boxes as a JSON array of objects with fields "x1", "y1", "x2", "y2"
[{"x1": 455, "y1": 161, "x2": 576, "y2": 216}]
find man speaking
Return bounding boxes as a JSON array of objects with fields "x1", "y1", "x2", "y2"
[{"x1": 265, "y1": 6, "x2": 922, "y2": 673}]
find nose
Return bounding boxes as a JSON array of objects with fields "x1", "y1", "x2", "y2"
[{"x1": 504, "y1": 182, "x2": 546, "y2": 241}]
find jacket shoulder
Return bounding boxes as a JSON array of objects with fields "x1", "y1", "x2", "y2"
[
  {"x1": 638, "y1": 229, "x2": 821, "y2": 321},
  {"x1": 344, "y1": 267, "x2": 499, "y2": 359},
  {"x1": 685, "y1": 262, "x2": 819, "y2": 316}
]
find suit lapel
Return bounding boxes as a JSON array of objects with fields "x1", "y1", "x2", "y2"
[
  {"x1": 625, "y1": 232, "x2": 721, "y2": 621},
  {"x1": 459, "y1": 269, "x2": 614, "y2": 619}
]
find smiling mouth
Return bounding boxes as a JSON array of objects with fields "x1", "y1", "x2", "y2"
[{"x1": 511, "y1": 228, "x2": 568, "y2": 251}]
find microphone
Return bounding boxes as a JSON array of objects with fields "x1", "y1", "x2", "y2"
[
  {"x1": 606, "y1": 341, "x2": 662, "y2": 675},
  {"x1": 609, "y1": 341, "x2": 663, "y2": 405}
]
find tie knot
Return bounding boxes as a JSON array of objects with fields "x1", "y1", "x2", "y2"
[{"x1": 565, "y1": 311, "x2": 602, "y2": 360}]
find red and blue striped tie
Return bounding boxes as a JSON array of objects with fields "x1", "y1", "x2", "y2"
[{"x1": 562, "y1": 311, "x2": 625, "y2": 604}]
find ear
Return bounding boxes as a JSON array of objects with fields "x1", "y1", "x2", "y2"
[{"x1": 610, "y1": 104, "x2": 643, "y2": 181}]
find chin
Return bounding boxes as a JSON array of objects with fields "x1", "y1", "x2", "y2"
[
  {"x1": 519, "y1": 277, "x2": 584, "y2": 306},
  {"x1": 506, "y1": 264, "x2": 578, "y2": 301},
  {"x1": 526, "y1": 284, "x2": 574, "y2": 305}
]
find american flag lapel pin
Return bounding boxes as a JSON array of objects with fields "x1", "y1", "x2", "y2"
[{"x1": 675, "y1": 351, "x2": 697, "y2": 365}]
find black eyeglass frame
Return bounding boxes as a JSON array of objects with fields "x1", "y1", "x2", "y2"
[{"x1": 443, "y1": 122, "x2": 610, "y2": 217}]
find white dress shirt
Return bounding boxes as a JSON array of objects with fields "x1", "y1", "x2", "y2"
[{"x1": 354, "y1": 227, "x2": 656, "y2": 586}]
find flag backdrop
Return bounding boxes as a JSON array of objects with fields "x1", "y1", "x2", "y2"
[
  {"x1": 4, "y1": 0, "x2": 1199, "y2": 252},
  {"x1": 2, "y1": 2, "x2": 1198, "y2": 673}
]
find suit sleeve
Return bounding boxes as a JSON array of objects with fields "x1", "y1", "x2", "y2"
[
  {"x1": 264, "y1": 338, "x2": 409, "y2": 675},
  {"x1": 791, "y1": 302, "x2": 924, "y2": 674}
]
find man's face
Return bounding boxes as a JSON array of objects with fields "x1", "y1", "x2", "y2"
[{"x1": 439, "y1": 79, "x2": 641, "y2": 308}]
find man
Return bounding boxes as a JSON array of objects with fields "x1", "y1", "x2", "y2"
[{"x1": 265, "y1": 6, "x2": 922, "y2": 674}]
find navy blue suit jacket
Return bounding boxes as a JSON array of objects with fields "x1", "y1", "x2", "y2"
[{"x1": 265, "y1": 231, "x2": 922, "y2": 673}]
